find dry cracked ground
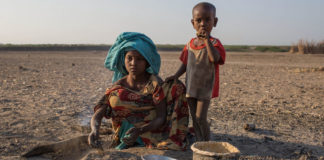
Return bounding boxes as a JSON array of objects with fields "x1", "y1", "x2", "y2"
[{"x1": 0, "y1": 51, "x2": 323, "y2": 159}]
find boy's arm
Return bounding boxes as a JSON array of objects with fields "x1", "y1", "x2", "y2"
[
  {"x1": 197, "y1": 30, "x2": 221, "y2": 64},
  {"x1": 205, "y1": 38, "x2": 220, "y2": 64},
  {"x1": 165, "y1": 63, "x2": 186, "y2": 82},
  {"x1": 174, "y1": 63, "x2": 186, "y2": 79}
]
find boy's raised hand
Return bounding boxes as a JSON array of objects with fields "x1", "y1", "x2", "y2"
[{"x1": 196, "y1": 29, "x2": 210, "y2": 40}]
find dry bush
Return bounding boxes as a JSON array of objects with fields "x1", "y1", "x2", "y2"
[
  {"x1": 289, "y1": 43, "x2": 298, "y2": 53},
  {"x1": 291, "y1": 39, "x2": 324, "y2": 54},
  {"x1": 317, "y1": 40, "x2": 324, "y2": 53}
]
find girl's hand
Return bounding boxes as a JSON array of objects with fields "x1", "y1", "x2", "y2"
[
  {"x1": 122, "y1": 127, "x2": 141, "y2": 146},
  {"x1": 88, "y1": 131, "x2": 100, "y2": 148}
]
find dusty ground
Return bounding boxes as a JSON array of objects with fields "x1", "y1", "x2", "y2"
[{"x1": 0, "y1": 51, "x2": 323, "y2": 160}]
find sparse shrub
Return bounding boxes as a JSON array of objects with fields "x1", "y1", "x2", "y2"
[
  {"x1": 291, "y1": 39, "x2": 324, "y2": 54},
  {"x1": 224, "y1": 45, "x2": 251, "y2": 52},
  {"x1": 0, "y1": 44, "x2": 187, "y2": 51},
  {"x1": 289, "y1": 43, "x2": 298, "y2": 53},
  {"x1": 255, "y1": 46, "x2": 289, "y2": 52}
]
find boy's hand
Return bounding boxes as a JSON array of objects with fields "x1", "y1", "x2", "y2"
[
  {"x1": 196, "y1": 29, "x2": 210, "y2": 40},
  {"x1": 165, "y1": 75, "x2": 178, "y2": 82}
]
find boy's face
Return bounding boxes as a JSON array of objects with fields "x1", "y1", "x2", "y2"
[{"x1": 191, "y1": 7, "x2": 218, "y2": 36}]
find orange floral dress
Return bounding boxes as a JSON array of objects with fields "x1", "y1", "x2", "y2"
[{"x1": 94, "y1": 75, "x2": 189, "y2": 150}]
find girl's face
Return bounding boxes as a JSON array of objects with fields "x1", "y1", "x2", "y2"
[{"x1": 125, "y1": 50, "x2": 148, "y2": 76}]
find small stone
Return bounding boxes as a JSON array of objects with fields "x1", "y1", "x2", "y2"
[
  {"x1": 294, "y1": 147, "x2": 304, "y2": 155},
  {"x1": 59, "y1": 116, "x2": 70, "y2": 121},
  {"x1": 299, "y1": 155, "x2": 308, "y2": 160},
  {"x1": 40, "y1": 110, "x2": 47, "y2": 115},
  {"x1": 263, "y1": 136, "x2": 273, "y2": 142},
  {"x1": 19, "y1": 66, "x2": 28, "y2": 71},
  {"x1": 243, "y1": 123, "x2": 255, "y2": 131}
]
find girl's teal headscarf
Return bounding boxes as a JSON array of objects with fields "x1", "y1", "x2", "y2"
[{"x1": 104, "y1": 32, "x2": 161, "y2": 83}]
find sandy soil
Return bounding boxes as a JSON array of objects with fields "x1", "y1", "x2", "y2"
[{"x1": 0, "y1": 51, "x2": 323, "y2": 160}]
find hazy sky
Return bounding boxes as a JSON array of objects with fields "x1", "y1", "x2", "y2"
[{"x1": 1, "y1": 0, "x2": 324, "y2": 45}]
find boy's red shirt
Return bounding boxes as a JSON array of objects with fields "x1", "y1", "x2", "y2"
[{"x1": 179, "y1": 37, "x2": 226, "y2": 98}]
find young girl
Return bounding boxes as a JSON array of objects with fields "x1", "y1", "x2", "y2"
[{"x1": 166, "y1": 2, "x2": 226, "y2": 141}]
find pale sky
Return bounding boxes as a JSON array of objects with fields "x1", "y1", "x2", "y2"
[{"x1": 1, "y1": 0, "x2": 324, "y2": 45}]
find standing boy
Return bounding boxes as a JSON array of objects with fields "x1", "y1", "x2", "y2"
[{"x1": 166, "y1": 2, "x2": 225, "y2": 141}]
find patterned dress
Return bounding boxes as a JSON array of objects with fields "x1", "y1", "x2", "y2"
[{"x1": 94, "y1": 75, "x2": 189, "y2": 150}]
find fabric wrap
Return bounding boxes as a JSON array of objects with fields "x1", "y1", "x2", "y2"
[{"x1": 104, "y1": 32, "x2": 161, "y2": 83}]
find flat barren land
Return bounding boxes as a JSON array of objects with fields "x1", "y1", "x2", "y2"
[{"x1": 0, "y1": 51, "x2": 323, "y2": 159}]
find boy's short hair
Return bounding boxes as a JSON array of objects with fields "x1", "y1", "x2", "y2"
[{"x1": 192, "y1": 2, "x2": 216, "y2": 17}]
